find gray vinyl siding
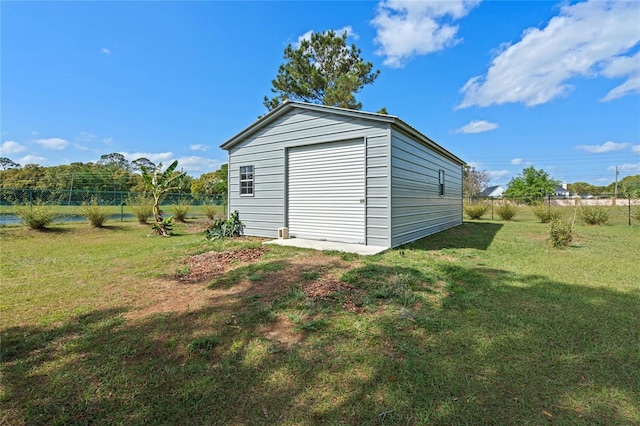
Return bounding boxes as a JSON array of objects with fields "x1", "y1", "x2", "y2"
[
  {"x1": 365, "y1": 132, "x2": 390, "y2": 247},
  {"x1": 390, "y1": 129, "x2": 463, "y2": 247},
  {"x1": 227, "y1": 109, "x2": 389, "y2": 240},
  {"x1": 224, "y1": 102, "x2": 464, "y2": 248}
]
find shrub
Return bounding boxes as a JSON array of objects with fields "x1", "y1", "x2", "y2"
[
  {"x1": 580, "y1": 205, "x2": 610, "y2": 225},
  {"x1": 495, "y1": 202, "x2": 517, "y2": 221},
  {"x1": 202, "y1": 203, "x2": 219, "y2": 220},
  {"x1": 81, "y1": 197, "x2": 109, "y2": 227},
  {"x1": 171, "y1": 200, "x2": 191, "y2": 222},
  {"x1": 549, "y1": 218, "x2": 574, "y2": 248},
  {"x1": 464, "y1": 202, "x2": 489, "y2": 220},
  {"x1": 14, "y1": 202, "x2": 55, "y2": 230},
  {"x1": 205, "y1": 210, "x2": 244, "y2": 240},
  {"x1": 129, "y1": 194, "x2": 153, "y2": 224},
  {"x1": 532, "y1": 205, "x2": 563, "y2": 223}
]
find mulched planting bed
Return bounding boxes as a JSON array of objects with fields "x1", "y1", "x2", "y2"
[{"x1": 180, "y1": 247, "x2": 269, "y2": 282}]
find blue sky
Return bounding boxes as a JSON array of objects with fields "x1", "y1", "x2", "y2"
[{"x1": 1, "y1": 0, "x2": 639, "y2": 187}]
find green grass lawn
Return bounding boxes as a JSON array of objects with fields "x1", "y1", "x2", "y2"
[{"x1": 2, "y1": 210, "x2": 639, "y2": 425}]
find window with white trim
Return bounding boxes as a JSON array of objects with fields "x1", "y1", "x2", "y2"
[
  {"x1": 240, "y1": 165, "x2": 254, "y2": 196},
  {"x1": 439, "y1": 170, "x2": 445, "y2": 196}
]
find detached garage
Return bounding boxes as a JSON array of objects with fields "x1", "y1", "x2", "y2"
[{"x1": 220, "y1": 101, "x2": 465, "y2": 249}]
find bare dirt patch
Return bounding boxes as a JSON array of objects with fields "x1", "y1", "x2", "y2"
[
  {"x1": 259, "y1": 314, "x2": 303, "y2": 349},
  {"x1": 126, "y1": 247, "x2": 366, "y2": 321},
  {"x1": 184, "y1": 220, "x2": 214, "y2": 234},
  {"x1": 180, "y1": 247, "x2": 269, "y2": 282},
  {"x1": 126, "y1": 247, "x2": 269, "y2": 320},
  {"x1": 302, "y1": 278, "x2": 367, "y2": 314}
]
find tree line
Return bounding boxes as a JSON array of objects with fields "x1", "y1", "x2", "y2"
[
  {"x1": 0, "y1": 153, "x2": 228, "y2": 196},
  {"x1": 464, "y1": 165, "x2": 640, "y2": 203}
]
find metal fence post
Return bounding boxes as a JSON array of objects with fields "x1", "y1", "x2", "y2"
[{"x1": 491, "y1": 197, "x2": 494, "y2": 220}]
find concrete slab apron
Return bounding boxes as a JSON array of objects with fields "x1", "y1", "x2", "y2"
[{"x1": 264, "y1": 238, "x2": 387, "y2": 256}]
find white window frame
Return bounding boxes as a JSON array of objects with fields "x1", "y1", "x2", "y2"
[
  {"x1": 240, "y1": 165, "x2": 254, "y2": 196},
  {"x1": 439, "y1": 170, "x2": 445, "y2": 196}
]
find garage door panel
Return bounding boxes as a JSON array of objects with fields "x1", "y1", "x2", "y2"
[{"x1": 288, "y1": 140, "x2": 365, "y2": 244}]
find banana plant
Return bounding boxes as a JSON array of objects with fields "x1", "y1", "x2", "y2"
[{"x1": 141, "y1": 160, "x2": 185, "y2": 236}]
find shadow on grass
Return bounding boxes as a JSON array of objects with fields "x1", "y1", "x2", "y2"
[
  {"x1": 404, "y1": 222, "x2": 503, "y2": 251},
  {"x1": 2, "y1": 260, "x2": 639, "y2": 425},
  {"x1": 34, "y1": 226, "x2": 75, "y2": 234}
]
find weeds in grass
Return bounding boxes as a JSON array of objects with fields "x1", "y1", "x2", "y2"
[
  {"x1": 300, "y1": 271, "x2": 321, "y2": 280},
  {"x1": 209, "y1": 261, "x2": 285, "y2": 288},
  {"x1": 633, "y1": 207, "x2": 640, "y2": 223},
  {"x1": 81, "y1": 197, "x2": 109, "y2": 227},
  {"x1": 297, "y1": 318, "x2": 329, "y2": 331},
  {"x1": 580, "y1": 205, "x2": 610, "y2": 225},
  {"x1": 187, "y1": 336, "x2": 219, "y2": 355},
  {"x1": 14, "y1": 201, "x2": 55, "y2": 229},
  {"x1": 464, "y1": 202, "x2": 489, "y2": 219},
  {"x1": 175, "y1": 265, "x2": 190, "y2": 277}
]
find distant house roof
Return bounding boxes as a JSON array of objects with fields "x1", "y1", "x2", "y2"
[
  {"x1": 554, "y1": 186, "x2": 570, "y2": 194},
  {"x1": 481, "y1": 185, "x2": 504, "y2": 197}
]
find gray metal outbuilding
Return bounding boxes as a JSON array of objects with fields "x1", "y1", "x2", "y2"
[{"x1": 220, "y1": 101, "x2": 465, "y2": 249}]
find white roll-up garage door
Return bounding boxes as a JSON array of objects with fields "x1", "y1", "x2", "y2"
[{"x1": 288, "y1": 139, "x2": 365, "y2": 244}]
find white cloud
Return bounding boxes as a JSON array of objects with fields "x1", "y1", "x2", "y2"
[
  {"x1": 176, "y1": 156, "x2": 223, "y2": 176},
  {"x1": 18, "y1": 154, "x2": 47, "y2": 165},
  {"x1": 576, "y1": 141, "x2": 631, "y2": 153},
  {"x1": 1, "y1": 141, "x2": 26, "y2": 155},
  {"x1": 458, "y1": 1, "x2": 640, "y2": 108},
  {"x1": 487, "y1": 169, "x2": 511, "y2": 180},
  {"x1": 610, "y1": 162, "x2": 640, "y2": 172},
  {"x1": 103, "y1": 138, "x2": 114, "y2": 146},
  {"x1": 295, "y1": 26, "x2": 357, "y2": 48},
  {"x1": 454, "y1": 120, "x2": 498, "y2": 134},
  {"x1": 600, "y1": 51, "x2": 640, "y2": 101},
  {"x1": 631, "y1": 145, "x2": 640, "y2": 154},
  {"x1": 372, "y1": 0, "x2": 480, "y2": 68},
  {"x1": 189, "y1": 144, "x2": 209, "y2": 152},
  {"x1": 121, "y1": 151, "x2": 174, "y2": 165},
  {"x1": 77, "y1": 132, "x2": 96, "y2": 143},
  {"x1": 511, "y1": 158, "x2": 523, "y2": 165},
  {"x1": 36, "y1": 137, "x2": 68, "y2": 150},
  {"x1": 101, "y1": 48, "x2": 111, "y2": 54}
]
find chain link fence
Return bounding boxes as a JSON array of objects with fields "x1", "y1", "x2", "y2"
[
  {"x1": 470, "y1": 193, "x2": 640, "y2": 226},
  {"x1": 0, "y1": 188, "x2": 227, "y2": 225}
]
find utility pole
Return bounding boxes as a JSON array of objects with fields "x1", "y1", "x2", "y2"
[{"x1": 614, "y1": 166, "x2": 619, "y2": 198}]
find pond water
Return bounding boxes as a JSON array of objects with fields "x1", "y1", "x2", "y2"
[{"x1": 0, "y1": 213, "x2": 134, "y2": 226}]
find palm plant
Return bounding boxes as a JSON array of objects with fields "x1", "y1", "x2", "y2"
[{"x1": 141, "y1": 160, "x2": 185, "y2": 236}]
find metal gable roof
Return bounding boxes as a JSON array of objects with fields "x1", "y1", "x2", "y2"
[{"x1": 220, "y1": 101, "x2": 465, "y2": 166}]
